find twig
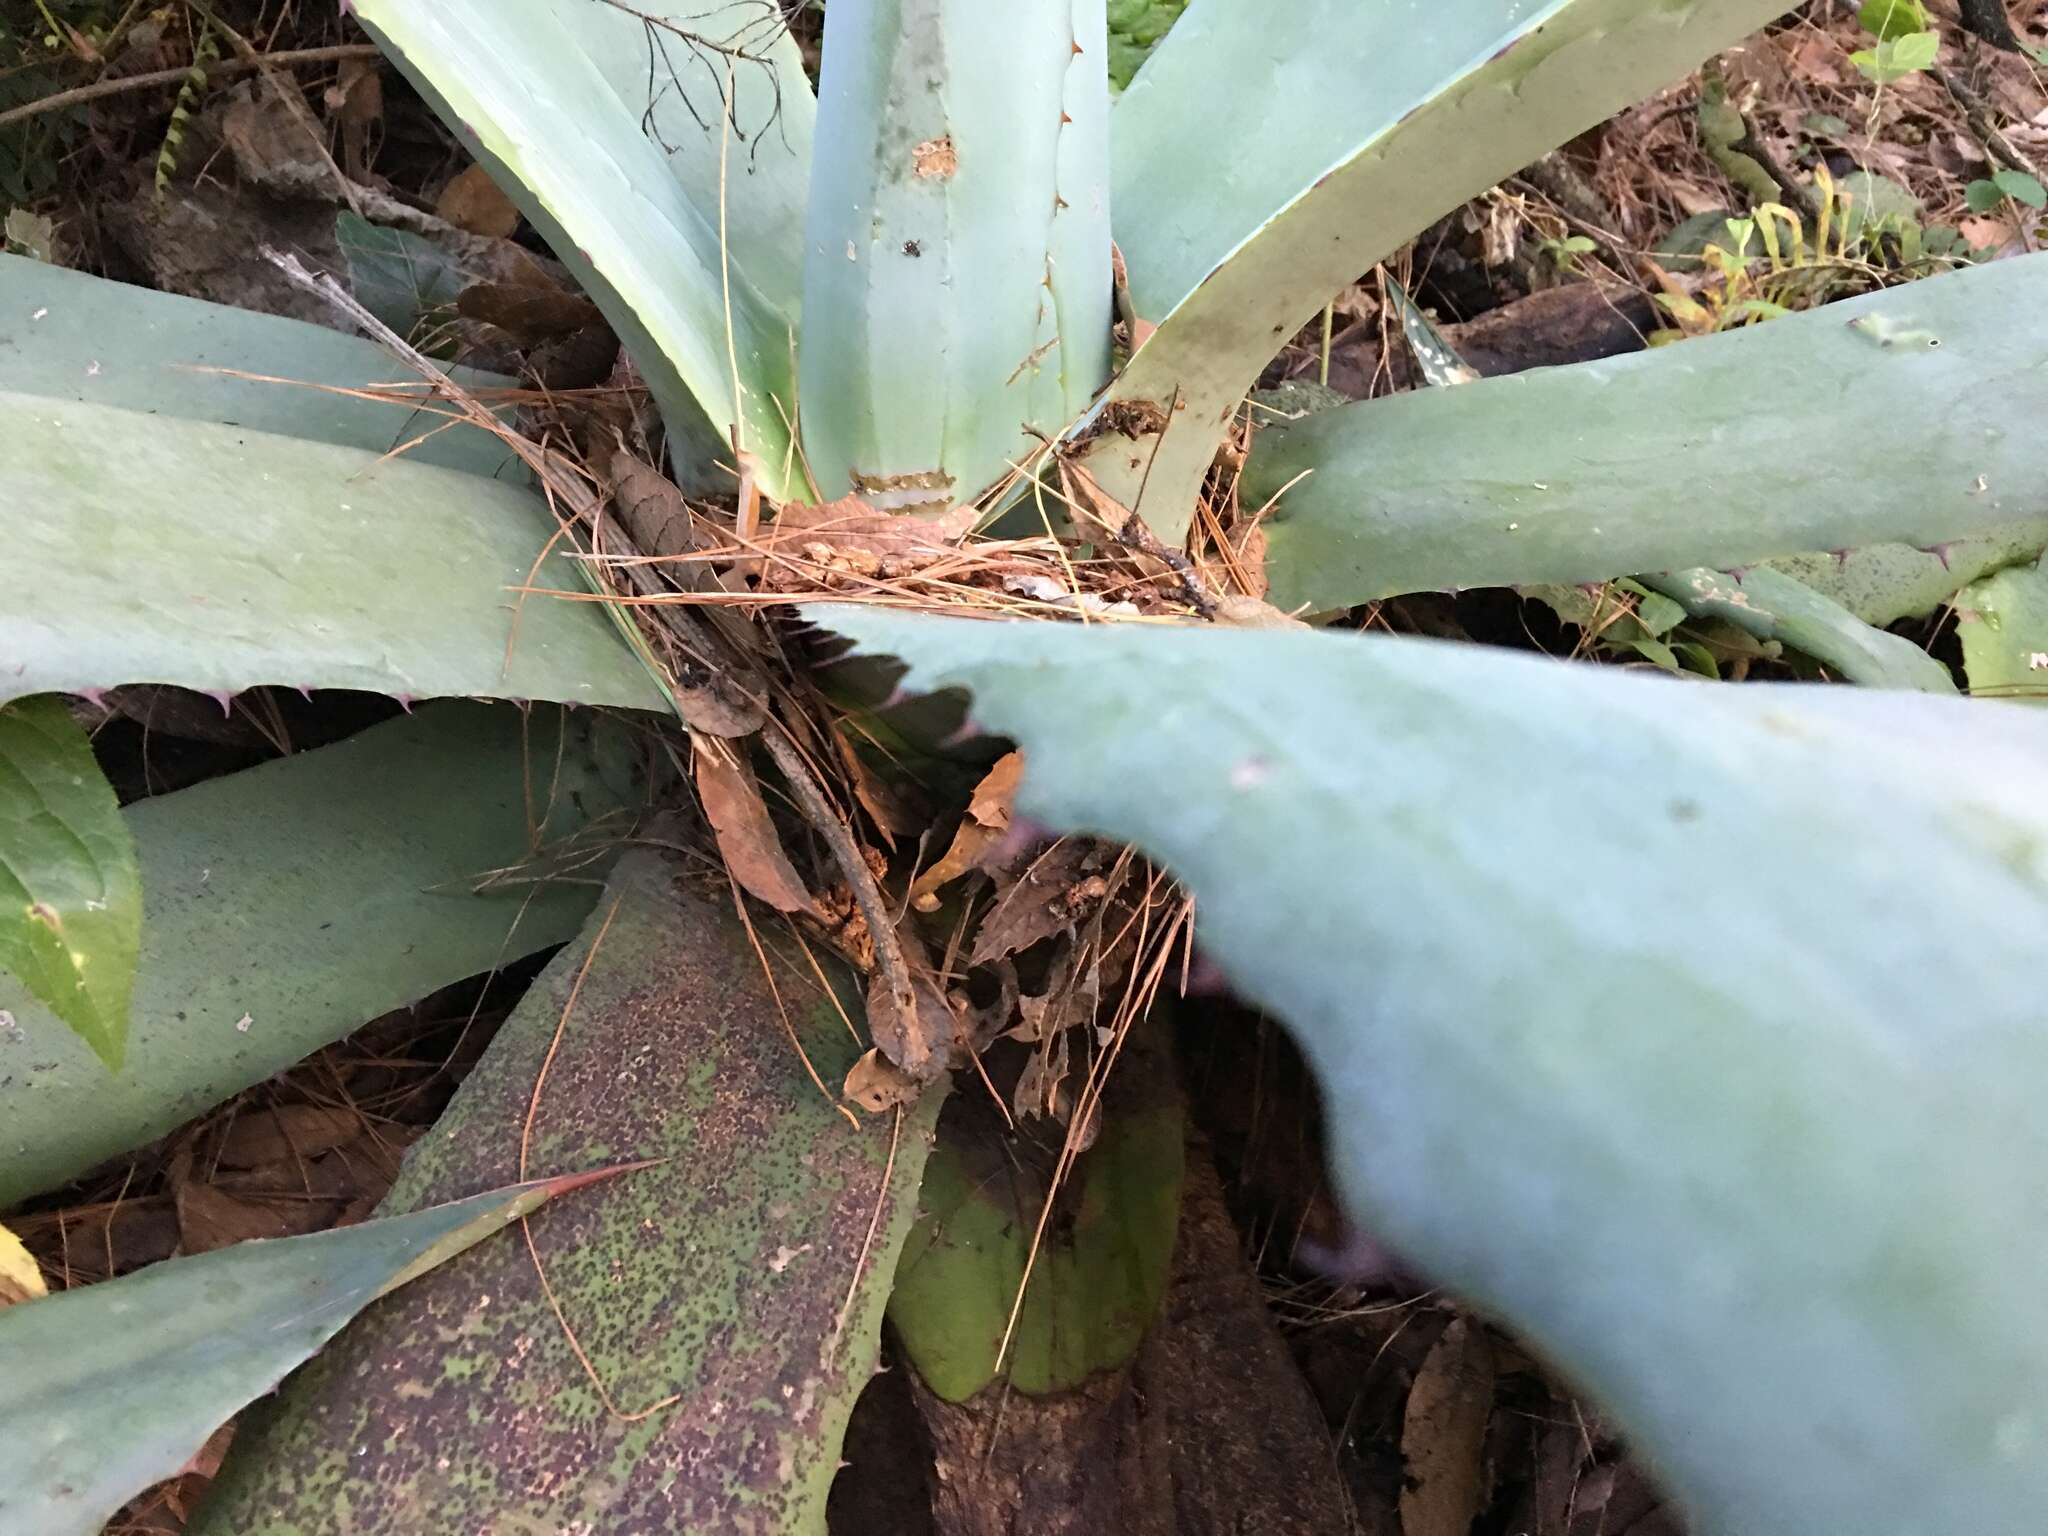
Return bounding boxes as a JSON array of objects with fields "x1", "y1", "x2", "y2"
[
  {"x1": 0, "y1": 44, "x2": 380, "y2": 129},
  {"x1": 757, "y1": 721, "x2": 919, "y2": 1052}
]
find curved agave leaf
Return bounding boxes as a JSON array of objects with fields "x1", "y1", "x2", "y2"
[
  {"x1": 1249, "y1": 256, "x2": 2048, "y2": 609},
  {"x1": 1768, "y1": 525, "x2": 2048, "y2": 626},
  {"x1": 0, "y1": 1173, "x2": 617, "y2": 1536},
  {"x1": 1377, "y1": 269, "x2": 1938, "y2": 691},
  {"x1": 819, "y1": 606, "x2": 2048, "y2": 1536},
  {"x1": 351, "y1": 0, "x2": 810, "y2": 495},
  {"x1": 1092, "y1": 0, "x2": 1799, "y2": 538},
  {"x1": 4, "y1": 391, "x2": 662, "y2": 709},
  {"x1": 1644, "y1": 566, "x2": 1957, "y2": 692},
  {"x1": 0, "y1": 255, "x2": 518, "y2": 478},
  {"x1": 0, "y1": 704, "x2": 642, "y2": 1206},
  {"x1": 0, "y1": 698, "x2": 139, "y2": 1068},
  {"x1": 800, "y1": 0, "x2": 1112, "y2": 508},
  {"x1": 195, "y1": 849, "x2": 942, "y2": 1535}
]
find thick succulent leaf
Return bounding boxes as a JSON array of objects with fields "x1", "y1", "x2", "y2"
[
  {"x1": 196, "y1": 849, "x2": 942, "y2": 1535},
  {"x1": 0, "y1": 697, "x2": 139, "y2": 1067},
  {"x1": 0, "y1": 704, "x2": 642, "y2": 1206},
  {"x1": 4, "y1": 391, "x2": 664, "y2": 709},
  {"x1": 820, "y1": 606, "x2": 2048, "y2": 1536},
  {"x1": 1249, "y1": 257, "x2": 2048, "y2": 609},
  {"x1": 1644, "y1": 567, "x2": 1957, "y2": 692},
  {"x1": 1093, "y1": 0, "x2": 1799, "y2": 537},
  {"x1": 334, "y1": 213, "x2": 472, "y2": 340},
  {"x1": 1376, "y1": 271, "x2": 1934, "y2": 691},
  {"x1": 1767, "y1": 525, "x2": 2048, "y2": 626},
  {"x1": 800, "y1": 0, "x2": 1112, "y2": 508},
  {"x1": 0, "y1": 1173, "x2": 614, "y2": 1536},
  {"x1": 890, "y1": 1025, "x2": 1182, "y2": 1401},
  {"x1": 351, "y1": 0, "x2": 808, "y2": 496},
  {"x1": 0, "y1": 253, "x2": 517, "y2": 477},
  {"x1": 1956, "y1": 552, "x2": 2048, "y2": 703}
]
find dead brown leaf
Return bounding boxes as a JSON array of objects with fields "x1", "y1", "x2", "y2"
[
  {"x1": 909, "y1": 750, "x2": 1025, "y2": 910},
  {"x1": 1400, "y1": 1317, "x2": 1497, "y2": 1536},
  {"x1": 458, "y1": 280, "x2": 605, "y2": 342},
  {"x1": 436, "y1": 163, "x2": 521, "y2": 238},
  {"x1": 211, "y1": 1104, "x2": 362, "y2": 1171},
  {"x1": 612, "y1": 448, "x2": 706, "y2": 562},
  {"x1": 694, "y1": 740, "x2": 820, "y2": 919},
  {"x1": 866, "y1": 958, "x2": 960, "y2": 1083},
  {"x1": 833, "y1": 725, "x2": 920, "y2": 848},
  {"x1": 174, "y1": 1181, "x2": 329, "y2": 1255},
  {"x1": 326, "y1": 56, "x2": 384, "y2": 180},
  {"x1": 970, "y1": 840, "x2": 1106, "y2": 966},
  {"x1": 843, "y1": 1047, "x2": 924, "y2": 1113},
  {"x1": 1008, "y1": 938, "x2": 1100, "y2": 1046},
  {"x1": 9, "y1": 1200, "x2": 180, "y2": 1284}
]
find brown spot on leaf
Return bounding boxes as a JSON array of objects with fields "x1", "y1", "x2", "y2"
[{"x1": 912, "y1": 136, "x2": 957, "y2": 179}]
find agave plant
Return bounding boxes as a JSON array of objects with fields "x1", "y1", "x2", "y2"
[{"x1": 3, "y1": 0, "x2": 2047, "y2": 1532}]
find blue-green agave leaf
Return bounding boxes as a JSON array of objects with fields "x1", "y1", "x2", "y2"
[
  {"x1": 0, "y1": 704, "x2": 642, "y2": 1206},
  {"x1": 0, "y1": 1172, "x2": 618, "y2": 1536},
  {"x1": 1093, "y1": 0, "x2": 1801, "y2": 537},
  {"x1": 819, "y1": 606, "x2": 2048, "y2": 1536},
  {"x1": 4, "y1": 390, "x2": 663, "y2": 709},
  {"x1": 350, "y1": 0, "x2": 811, "y2": 495},
  {"x1": 1248, "y1": 257, "x2": 2048, "y2": 609},
  {"x1": 0, "y1": 254, "x2": 516, "y2": 477},
  {"x1": 1644, "y1": 566, "x2": 1957, "y2": 692},
  {"x1": 800, "y1": 0, "x2": 1113, "y2": 509}
]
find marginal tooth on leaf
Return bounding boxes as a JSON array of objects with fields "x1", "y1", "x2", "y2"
[
  {"x1": 1296, "y1": 1225, "x2": 1411, "y2": 1289},
  {"x1": 1182, "y1": 947, "x2": 1236, "y2": 999},
  {"x1": 1831, "y1": 549, "x2": 1852, "y2": 569},
  {"x1": 205, "y1": 689, "x2": 235, "y2": 716},
  {"x1": 1923, "y1": 542, "x2": 1954, "y2": 570},
  {"x1": 989, "y1": 814, "x2": 1051, "y2": 867},
  {"x1": 75, "y1": 687, "x2": 106, "y2": 709},
  {"x1": 937, "y1": 717, "x2": 986, "y2": 750},
  {"x1": 296, "y1": 686, "x2": 314, "y2": 702},
  {"x1": 393, "y1": 694, "x2": 416, "y2": 714},
  {"x1": 1726, "y1": 566, "x2": 1751, "y2": 584}
]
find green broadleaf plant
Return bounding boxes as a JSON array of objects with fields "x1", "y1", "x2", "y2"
[
  {"x1": 1851, "y1": 28, "x2": 1940, "y2": 83},
  {"x1": 1967, "y1": 169, "x2": 2048, "y2": 212},
  {"x1": 1857, "y1": 0, "x2": 1931, "y2": 39},
  {"x1": 0, "y1": 697, "x2": 140, "y2": 1068}
]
